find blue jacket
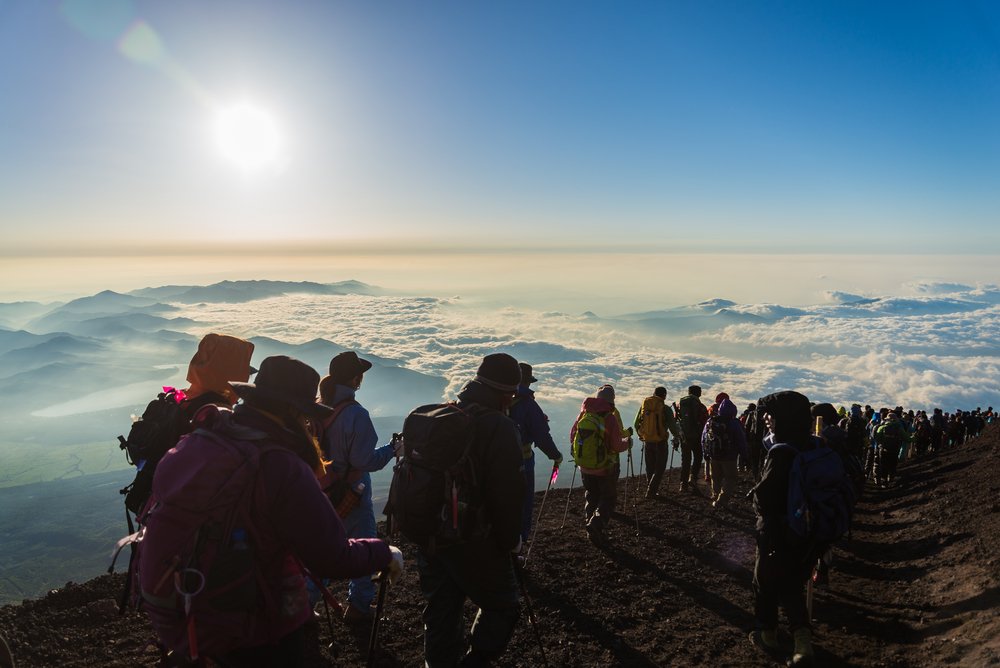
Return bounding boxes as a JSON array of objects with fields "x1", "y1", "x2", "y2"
[
  {"x1": 321, "y1": 384, "x2": 395, "y2": 502},
  {"x1": 509, "y1": 385, "x2": 563, "y2": 462}
]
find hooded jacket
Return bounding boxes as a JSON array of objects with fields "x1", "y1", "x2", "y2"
[
  {"x1": 700, "y1": 397, "x2": 748, "y2": 461},
  {"x1": 509, "y1": 385, "x2": 562, "y2": 462},
  {"x1": 455, "y1": 380, "x2": 526, "y2": 552}
]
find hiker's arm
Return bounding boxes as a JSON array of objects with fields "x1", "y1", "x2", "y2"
[
  {"x1": 665, "y1": 406, "x2": 681, "y2": 440},
  {"x1": 605, "y1": 414, "x2": 627, "y2": 453},
  {"x1": 527, "y1": 400, "x2": 562, "y2": 461},
  {"x1": 753, "y1": 450, "x2": 792, "y2": 548},
  {"x1": 265, "y1": 451, "x2": 391, "y2": 578},
  {"x1": 344, "y1": 406, "x2": 395, "y2": 472},
  {"x1": 483, "y1": 418, "x2": 525, "y2": 552},
  {"x1": 733, "y1": 421, "x2": 748, "y2": 460}
]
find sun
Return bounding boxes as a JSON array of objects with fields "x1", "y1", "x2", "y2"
[{"x1": 213, "y1": 102, "x2": 282, "y2": 172}]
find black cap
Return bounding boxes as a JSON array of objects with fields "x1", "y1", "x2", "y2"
[
  {"x1": 519, "y1": 362, "x2": 538, "y2": 385},
  {"x1": 230, "y1": 355, "x2": 331, "y2": 418},
  {"x1": 328, "y1": 351, "x2": 373, "y2": 383},
  {"x1": 475, "y1": 353, "x2": 521, "y2": 393}
]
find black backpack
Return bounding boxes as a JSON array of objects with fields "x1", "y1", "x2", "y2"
[
  {"x1": 387, "y1": 402, "x2": 490, "y2": 553},
  {"x1": 678, "y1": 395, "x2": 703, "y2": 436},
  {"x1": 702, "y1": 414, "x2": 732, "y2": 459}
]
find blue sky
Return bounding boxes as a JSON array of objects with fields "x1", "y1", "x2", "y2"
[{"x1": 1, "y1": 0, "x2": 999, "y2": 254}]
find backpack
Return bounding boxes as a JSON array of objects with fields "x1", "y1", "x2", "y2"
[
  {"x1": 118, "y1": 388, "x2": 191, "y2": 518},
  {"x1": 771, "y1": 442, "x2": 856, "y2": 545},
  {"x1": 571, "y1": 411, "x2": 608, "y2": 469},
  {"x1": 637, "y1": 397, "x2": 667, "y2": 443},
  {"x1": 702, "y1": 415, "x2": 732, "y2": 459},
  {"x1": 387, "y1": 402, "x2": 490, "y2": 553},
  {"x1": 310, "y1": 399, "x2": 361, "y2": 512},
  {"x1": 678, "y1": 395, "x2": 704, "y2": 436},
  {"x1": 130, "y1": 407, "x2": 281, "y2": 660}
]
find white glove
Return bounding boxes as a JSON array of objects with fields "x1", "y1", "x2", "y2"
[{"x1": 386, "y1": 546, "x2": 404, "y2": 585}]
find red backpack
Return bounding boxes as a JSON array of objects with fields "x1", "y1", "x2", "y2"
[{"x1": 129, "y1": 407, "x2": 284, "y2": 661}]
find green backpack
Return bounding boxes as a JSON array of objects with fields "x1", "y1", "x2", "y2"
[{"x1": 572, "y1": 411, "x2": 608, "y2": 468}]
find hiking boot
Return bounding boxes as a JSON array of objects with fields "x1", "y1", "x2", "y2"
[
  {"x1": 343, "y1": 604, "x2": 374, "y2": 626},
  {"x1": 749, "y1": 628, "x2": 781, "y2": 657},
  {"x1": 791, "y1": 628, "x2": 815, "y2": 665}
]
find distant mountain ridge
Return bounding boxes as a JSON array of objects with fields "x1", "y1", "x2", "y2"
[{"x1": 129, "y1": 279, "x2": 381, "y2": 303}]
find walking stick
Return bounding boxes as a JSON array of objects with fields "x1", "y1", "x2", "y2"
[
  {"x1": 524, "y1": 463, "x2": 559, "y2": 566},
  {"x1": 513, "y1": 557, "x2": 550, "y2": 668},
  {"x1": 560, "y1": 464, "x2": 578, "y2": 529},
  {"x1": 638, "y1": 441, "x2": 646, "y2": 488},
  {"x1": 367, "y1": 514, "x2": 393, "y2": 667}
]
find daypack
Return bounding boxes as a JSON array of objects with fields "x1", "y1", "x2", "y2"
[
  {"x1": 310, "y1": 399, "x2": 361, "y2": 513},
  {"x1": 771, "y1": 442, "x2": 856, "y2": 545},
  {"x1": 702, "y1": 414, "x2": 732, "y2": 459},
  {"x1": 129, "y1": 407, "x2": 282, "y2": 660},
  {"x1": 118, "y1": 388, "x2": 192, "y2": 517},
  {"x1": 677, "y1": 395, "x2": 705, "y2": 436},
  {"x1": 636, "y1": 397, "x2": 667, "y2": 443},
  {"x1": 571, "y1": 411, "x2": 608, "y2": 469},
  {"x1": 387, "y1": 402, "x2": 490, "y2": 553}
]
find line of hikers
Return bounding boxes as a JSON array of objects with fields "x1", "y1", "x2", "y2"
[{"x1": 112, "y1": 332, "x2": 995, "y2": 667}]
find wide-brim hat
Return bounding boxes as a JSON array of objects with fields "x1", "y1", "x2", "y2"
[
  {"x1": 475, "y1": 353, "x2": 521, "y2": 393},
  {"x1": 519, "y1": 362, "x2": 537, "y2": 385},
  {"x1": 230, "y1": 355, "x2": 333, "y2": 419},
  {"x1": 328, "y1": 351, "x2": 373, "y2": 383}
]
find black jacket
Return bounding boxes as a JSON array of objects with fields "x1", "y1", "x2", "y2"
[{"x1": 456, "y1": 381, "x2": 525, "y2": 552}]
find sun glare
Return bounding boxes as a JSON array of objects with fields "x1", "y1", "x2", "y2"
[{"x1": 213, "y1": 102, "x2": 282, "y2": 172}]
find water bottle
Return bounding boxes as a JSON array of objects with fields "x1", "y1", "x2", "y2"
[{"x1": 335, "y1": 481, "x2": 365, "y2": 518}]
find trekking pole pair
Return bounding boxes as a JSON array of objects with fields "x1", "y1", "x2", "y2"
[
  {"x1": 524, "y1": 463, "x2": 559, "y2": 567},
  {"x1": 560, "y1": 462, "x2": 578, "y2": 529}
]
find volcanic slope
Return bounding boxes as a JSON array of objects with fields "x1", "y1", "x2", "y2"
[{"x1": 1, "y1": 424, "x2": 998, "y2": 667}]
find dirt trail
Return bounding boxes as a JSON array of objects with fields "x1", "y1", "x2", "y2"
[{"x1": 1, "y1": 425, "x2": 997, "y2": 667}]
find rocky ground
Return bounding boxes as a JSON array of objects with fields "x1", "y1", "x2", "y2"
[{"x1": 1, "y1": 424, "x2": 998, "y2": 667}]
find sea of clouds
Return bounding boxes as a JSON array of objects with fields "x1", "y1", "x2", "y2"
[{"x1": 173, "y1": 282, "x2": 1000, "y2": 415}]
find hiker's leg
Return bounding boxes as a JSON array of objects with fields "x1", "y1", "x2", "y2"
[
  {"x1": 679, "y1": 439, "x2": 692, "y2": 486},
  {"x1": 752, "y1": 544, "x2": 780, "y2": 630},
  {"x1": 718, "y1": 459, "x2": 738, "y2": 504},
  {"x1": 581, "y1": 473, "x2": 600, "y2": 525},
  {"x1": 521, "y1": 454, "x2": 535, "y2": 542},
  {"x1": 343, "y1": 492, "x2": 378, "y2": 612},
  {"x1": 777, "y1": 550, "x2": 813, "y2": 632},
  {"x1": 647, "y1": 442, "x2": 666, "y2": 495},
  {"x1": 598, "y1": 469, "x2": 617, "y2": 527},
  {"x1": 459, "y1": 544, "x2": 520, "y2": 664},
  {"x1": 417, "y1": 551, "x2": 468, "y2": 668}
]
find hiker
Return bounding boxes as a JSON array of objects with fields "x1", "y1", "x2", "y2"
[
  {"x1": 677, "y1": 385, "x2": 709, "y2": 494},
  {"x1": 748, "y1": 390, "x2": 824, "y2": 666},
  {"x1": 137, "y1": 355, "x2": 402, "y2": 666},
  {"x1": 317, "y1": 351, "x2": 400, "y2": 625},
  {"x1": 410, "y1": 353, "x2": 525, "y2": 667},
  {"x1": 633, "y1": 386, "x2": 681, "y2": 498},
  {"x1": 119, "y1": 333, "x2": 256, "y2": 519},
  {"x1": 509, "y1": 362, "x2": 564, "y2": 544},
  {"x1": 874, "y1": 411, "x2": 908, "y2": 487},
  {"x1": 701, "y1": 397, "x2": 748, "y2": 508},
  {"x1": 570, "y1": 385, "x2": 630, "y2": 542}
]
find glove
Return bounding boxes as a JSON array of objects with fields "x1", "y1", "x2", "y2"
[
  {"x1": 386, "y1": 546, "x2": 404, "y2": 585},
  {"x1": 554, "y1": 455, "x2": 563, "y2": 467},
  {"x1": 391, "y1": 434, "x2": 404, "y2": 456},
  {"x1": 624, "y1": 426, "x2": 634, "y2": 437}
]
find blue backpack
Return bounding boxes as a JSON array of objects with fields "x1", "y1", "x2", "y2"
[{"x1": 771, "y1": 443, "x2": 857, "y2": 544}]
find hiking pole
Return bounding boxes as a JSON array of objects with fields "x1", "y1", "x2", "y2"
[
  {"x1": 367, "y1": 513, "x2": 393, "y2": 668},
  {"x1": 629, "y1": 446, "x2": 641, "y2": 537},
  {"x1": 638, "y1": 441, "x2": 646, "y2": 489},
  {"x1": 560, "y1": 463, "x2": 578, "y2": 529},
  {"x1": 513, "y1": 557, "x2": 551, "y2": 668},
  {"x1": 367, "y1": 573, "x2": 389, "y2": 668},
  {"x1": 524, "y1": 463, "x2": 559, "y2": 567}
]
